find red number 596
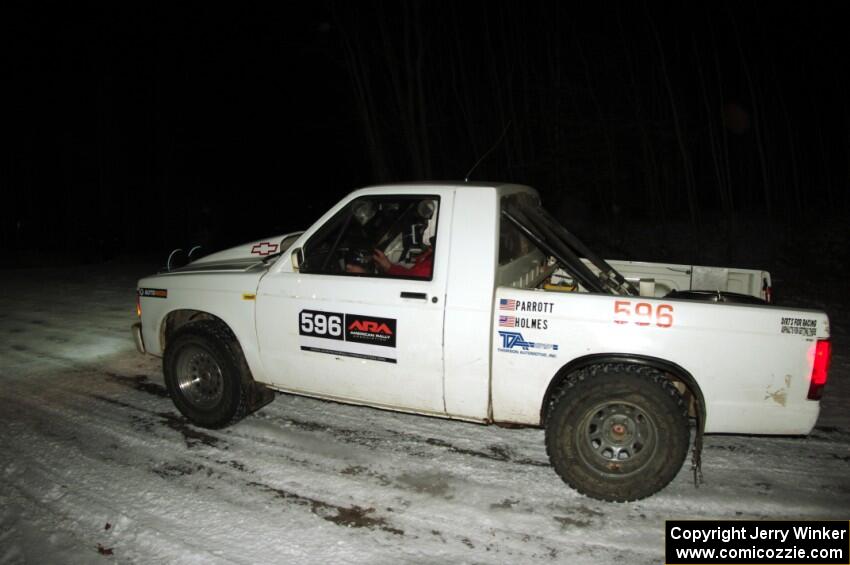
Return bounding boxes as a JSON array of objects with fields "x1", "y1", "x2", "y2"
[{"x1": 614, "y1": 301, "x2": 674, "y2": 328}]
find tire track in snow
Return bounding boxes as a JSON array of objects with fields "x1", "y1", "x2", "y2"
[
  {"x1": 75, "y1": 369, "x2": 647, "y2": 562},
  {"x1": 91, "y1": 366, "x2": 850, "y2": 557}
]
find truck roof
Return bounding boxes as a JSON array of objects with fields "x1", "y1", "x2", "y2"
[{"x1": 353, "y1": 181, "x2": 536, "y2": 198}]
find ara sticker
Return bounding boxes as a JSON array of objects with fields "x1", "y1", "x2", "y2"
[
  {"x1": 346, "y1": 315, "x2": 396, "y2": 347},
  {"x1": 299, "y1": 310, "x2": 397, "y2": 363},
  {"x1": 138, "y1": 288, "x2": 167, "y2": 299},
  {"x1": 780, "y1": 317, "x2": 817, "y2": 337},
  {"x1": 251, "y1": 242, "x2": 279, "y2": 256}
]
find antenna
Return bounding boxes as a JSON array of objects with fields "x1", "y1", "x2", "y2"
[{"x1": 464, "y1": 120, "x2": 512, "y2": 183}]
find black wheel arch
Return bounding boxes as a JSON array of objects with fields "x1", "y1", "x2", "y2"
[
  {"x1": 161, "y1": 308, "x2": 220, "y2": 352},
  {"x1": 540, "y1": 353, "x2": 706, "y2": 431}
]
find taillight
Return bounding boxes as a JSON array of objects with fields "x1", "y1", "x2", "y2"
[
  {"x1": 136, "y1": 294, "x2": 142, "y2": 318},
  {"x1": 807, "y1": 340, "x2": 831, "y2": 400}
]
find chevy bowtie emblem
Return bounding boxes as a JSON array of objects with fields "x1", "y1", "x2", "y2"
[{"x1": 251, "y1": 242, "x2": 279, "y2": 255}]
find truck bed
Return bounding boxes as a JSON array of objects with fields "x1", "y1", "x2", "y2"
[
  {"x1": 601, "y1": 259, "x2": 770, "y2": 300},
  {"x1": 496, "y1": 250, "x2": 769, "y2": 301}
]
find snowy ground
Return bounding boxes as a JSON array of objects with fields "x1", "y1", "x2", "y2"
[{"x1": 1, "y1": 262, "x2": 848, "y2": 564}]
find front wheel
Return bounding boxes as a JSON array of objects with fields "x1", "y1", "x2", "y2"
[
  {"x1": 163, "y1": 321, "x2": 252, "y2": 429},
  {"x1": 545, "y1": 364, "x2": 690, "y2": 502}
]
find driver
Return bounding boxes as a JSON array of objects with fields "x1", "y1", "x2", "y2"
[
  {"x1": 373, "y1": 243, "x2": 433, "y2": 278},
  {"x1": 344, "y1": 248, "x2": 373, "y2": 274},
  {"x1": 345, "y1": 245, "x2": 433, "y2": 278}
]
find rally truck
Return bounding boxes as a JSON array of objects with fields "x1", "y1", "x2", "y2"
[{"x1": 132, "y1": 182, "x2": 832, "y2": 501}]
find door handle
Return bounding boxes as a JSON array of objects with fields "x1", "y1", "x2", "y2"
[{"x1": 400, "y1": 291, "x2": 427, "y2": 300}]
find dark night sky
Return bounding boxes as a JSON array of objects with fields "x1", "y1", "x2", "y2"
[{"x1": 4, "y1": 2, "x2": 849, "y2": 263}]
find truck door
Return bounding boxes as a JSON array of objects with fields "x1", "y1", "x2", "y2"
[{"x1": 255, "y1": 192, "x2": 451, "y2": 415}]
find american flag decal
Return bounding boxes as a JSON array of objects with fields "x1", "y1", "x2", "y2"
[
  {"x1": 499, "y1": 299, "x2": 517, "y2": 311},
  {"x1": 499, "y1": 316, "x2": 516, "y2": 327}
]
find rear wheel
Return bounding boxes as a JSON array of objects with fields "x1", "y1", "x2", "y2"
[
  {"x1": 545, "y1": 364, "x2": 690, "y2": 501},
  {"x1": 163, "y1": 321, "x2": 251, "y2": 429}
]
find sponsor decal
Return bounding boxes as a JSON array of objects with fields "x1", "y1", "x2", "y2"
[
  {"x1": 299, "y1": 310, "x2": 397, "y2": 363},
  {"x1": 781, "y1": 317, "x2": 817, "y2": 337},
  {"x1": 498, "y1": 316, "x2": 548, "y2": 330},
  {"x1": 346, "y1": 315, "x2": 396, "y2": 347},
  {"x1": 499, "y1": 298, "x2": 554, "y2": 313},
  {"x1": 138, "y1": 288, "x2": 167, "y2": 299},
  {"x1": 497, "y1": 331, "x2": 558, "y2": 358},
  {"x1": 251, "y1": 242, "x2": 279, "y2": 256}
]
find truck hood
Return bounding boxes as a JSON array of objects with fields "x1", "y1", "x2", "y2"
[{"x1": 167, "y1": 231, "x2": 303, "y2": 274}]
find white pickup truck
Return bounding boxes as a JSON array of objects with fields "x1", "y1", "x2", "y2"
[{"x1": 133, "y1": 182, "x2": 832, "y2": 501}]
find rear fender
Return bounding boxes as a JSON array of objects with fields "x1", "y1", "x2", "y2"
[{"x1": 540, "y1": 353, "x2": 706, "y2": 431}]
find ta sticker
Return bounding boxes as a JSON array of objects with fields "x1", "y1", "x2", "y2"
[{"x1": 497, "y1": 331, "x2": 558, "y2": 358}]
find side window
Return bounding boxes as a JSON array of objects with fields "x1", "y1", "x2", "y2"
[
  {"x1": 499, "y1": 216, "x2": 534, "y2": 266},
  {"x1": 301, "y1": 195, "x2": 440, "y2": 280},
  {"x1": 497, "y1": 192, "x2": 554, "y2": 288},
  {"x1": 499, "y1": 193, "x2": 539, "y2": 265}
]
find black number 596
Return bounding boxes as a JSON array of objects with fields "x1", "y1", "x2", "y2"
[{"x1": 299, "y1": 310, "x2": 344, "y2": 340}]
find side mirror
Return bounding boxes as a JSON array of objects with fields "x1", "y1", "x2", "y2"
[{"x1": 291, "y1": 247, "x2": 303, "y2": 271}]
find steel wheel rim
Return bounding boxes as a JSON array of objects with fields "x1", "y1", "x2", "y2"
[
  {"x1": 175, "y1": 345, "x2": 224, "y2": 410},
  {"x1": 575, "y1": 400, "x2": 658, "y2": 477}
]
